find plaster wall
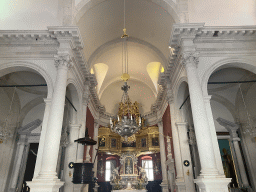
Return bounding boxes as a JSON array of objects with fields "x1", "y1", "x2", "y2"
[
  {"x1": 0, "y1": 0, "x2": 62, "y2": 30},
  {"x1": 188, "y1": 0, "x2": 256, "y2": 26}
]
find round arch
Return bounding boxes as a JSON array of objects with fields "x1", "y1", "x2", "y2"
[
  {"x1": 173, "y1": 76, "x2": 188, "y2": 108},
  {"x1": 201, "y1": 57, "x2": 256, "y2": 96},
  {"x1": 172, "y1": 76, "x2": 189, "y2": 122},
  {"x1": 99, "y1": 76, "x2": 157, "y2": 99},
  {"x1": 0, "y1": 61, "x2": 53, "y2": 98},
  {"x1": 88, "y1": 37, "x2": 168, "y2": 70},
  {"x1": 75, "y1": 0, "x2": 180, "y2": 24},
  {"x1": 66, "y1": 79, "x2": 83, "y2": 123}
]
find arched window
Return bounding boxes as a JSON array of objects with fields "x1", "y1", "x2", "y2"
[
  {"x1": 105, "y1": 159, "x2": 116, "y2": 181},
  {"x1": 141, "y1": 156, "x2": 154, "y2": 181}
]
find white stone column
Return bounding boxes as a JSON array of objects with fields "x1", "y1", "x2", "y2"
[
  {"x1": 33, "y1": 98, "x2": 52, "y2": 178},
  {"x1": 216, "y1": 118, "x2": 249, "y2": 188},
  {"x1": 204, "y1": 96, "x2": 225, "y2": 176},
  {"x1": 167, "y1": 89, "x2": 186, "y2": 191},
  {"x1": 176, "y1": 122, "x2": 195, "y2": 192},
  {"x1": 28, "y1": 55, "x2": 73, "y2": 192},
  {"x1": 157, "y1": 121, "x2": 168, "y2": 192},
  {"x1": 8, "y1": 135, "x2": 28, "y2": 192},
  {"x1": 165, "y1": 136, "x2": 175, "y2": 192},
  {"x1": 182, "y1": 51, "x2": 230, "y2": 191},
  {"x1": 77, "y1": 85, "x2": 90, "y2": 163}
]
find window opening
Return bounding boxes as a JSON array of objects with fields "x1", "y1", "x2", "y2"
[{"x1": 142, "y1": 159, "x2": 154, "y2": 181}]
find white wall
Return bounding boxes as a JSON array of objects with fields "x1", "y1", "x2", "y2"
[
  {"x1": 0, "y1": 0, "x2": 62, "y2": 30},
  {"x1": 188, "y1": 0, "x2": 256, "y2": 26}
]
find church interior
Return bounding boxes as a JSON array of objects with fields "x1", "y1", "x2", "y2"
[{"x1": 0, "y1": 0, "x2": 256, "y2": 192}]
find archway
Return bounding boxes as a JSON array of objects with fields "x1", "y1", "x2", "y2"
[
  {"x1": 207, "y1": 65, "x2": 256, "y2": 190},
  {"x1": 0, "y1": 68, "x2": 49, "y2": 192}
]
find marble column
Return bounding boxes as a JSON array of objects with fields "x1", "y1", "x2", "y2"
[
  {"x1": 176, "y1": 122, "x2": 195, "y2": 192},
  {"x1": 165, "y1": 136, "x2": 175, "y2": 192},
  {"x1": 216, "y1": 118, "x2": 249, "y2": 188},
  {"x1": 28, "y1": 55, "x2": 73, "y2": 192},
  {"x1": 182, "y1": 51, "x2": 230, "y2": 191},
  {"x1": 157, "y1": 121, "x2": 168, "y2": 192},
  {"x1": 77, "y1": 85, "x2": 89, "y2": 163},
  {"x1": 8, "y1": 135, "x2": 28, "y2": 192},
  {"x1": 167, "y1": 88, "x2": 186, "y2": 191}
]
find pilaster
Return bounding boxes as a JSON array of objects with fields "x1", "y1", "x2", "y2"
[
  {"x1": 167, "y1": 87, "x2": 186, "y2": 191},
  {"x1": 157, "y1": 121, "x2": 168, "y2": 192},
  {"x1": 77, "y1": 84, "x2": 90, "y2": 163},
  {"x1": 63, "y1": 124, "x2": 81, "y2": 192},
  {"x1": 33, "y1": 98, "x2": 52, "y2": 179},
  {"x1": 176, "y1": 122, "x2": 195, "y2": 192},
  {"x1": 92, "y1": 121, "x2": 100, "y2": 192},
  {"x1": 203, "y1": 95, "x2": 225, "y2": 176}
]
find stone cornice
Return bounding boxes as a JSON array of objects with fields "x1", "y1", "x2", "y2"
[{"x1": 170, "y1": 23, "x2": 205, "y2": 46}]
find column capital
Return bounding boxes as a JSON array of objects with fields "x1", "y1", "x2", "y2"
[
  {"x1": 43, "y1": 98, "x2": 52, "y2": 104},
  {"x1": 82, "y1": 84, "x2": 90, "y2": 104},
  {"x1": 203, "y1": 95, "x2": 212, "y2": 102},
  {"x1": 181, "y1": 51, "x2": 199, "y2": 67},
  {"x1": 94, "y1": 120, "x2": 100, "y2": 128},
  {"x1": 166, "y1": 88, "x2": 174, "y2": 104},
  {"x1": 175, "y1": 122, "x2": 188, "y2": 127},
  {"x1": 54, "y1": 54, "x2": 73, "y2": 69},
  {"x1": 17, "y1": 134, "x2": 28, "y2": 145},
  {"x1": 157, "y1": 120, "x2": 163, "y2": 127},
  {"x1": 69, "y1": 124, "x2": 82, "y2": 130}
]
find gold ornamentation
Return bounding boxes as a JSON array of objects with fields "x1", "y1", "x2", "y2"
[
  {"x1": 98, "y1": 126, "x2": 160, "y2": 156},
  {"x1": 121, "y1": 73, "x2": 130, "y2": 82}
]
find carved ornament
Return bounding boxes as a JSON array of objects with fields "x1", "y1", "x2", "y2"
[{"x1": 54, "y1": 54, "x2": 73, "y2": 69}]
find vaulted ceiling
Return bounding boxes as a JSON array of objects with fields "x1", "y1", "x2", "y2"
[{"x1": 76, "y1": 0, "x2": 175, "y2": 114}]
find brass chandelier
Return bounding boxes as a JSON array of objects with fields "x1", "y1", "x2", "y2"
[{"x1": 109, "y1": 0, "x2": 142, "y2": 142}]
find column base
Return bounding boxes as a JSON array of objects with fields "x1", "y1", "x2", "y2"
[
  {"x1": 160, "y1": 180, "x2": 169, "y2": 192},
  {"x1": 194, "y1": 177, "x2": 231, "y2": 192},
  {"x1": 94, "y1": 182, "x2": 99, "y2": 192},
  {"x1": 27, "y1": 179, "x2": 64, "y2": 192},
  {"x1": 73, "y1": 184, "x2": 89, "y2": 192},
  {"x1": 175, "y1": 178, "x2": 186, "y2": 192}
]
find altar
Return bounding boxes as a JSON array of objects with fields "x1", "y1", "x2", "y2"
[{"x1": 110, "y1": 152, "x2": 148, "y2": 191}]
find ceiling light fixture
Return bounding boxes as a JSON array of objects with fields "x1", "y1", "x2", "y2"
[{"x1": 110, "y1": 0, "x2": 142, "y2": 142}]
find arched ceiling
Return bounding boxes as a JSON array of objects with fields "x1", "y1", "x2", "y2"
[{"x1": 76, "y1": 0, "x2": 175, "y2": 114}]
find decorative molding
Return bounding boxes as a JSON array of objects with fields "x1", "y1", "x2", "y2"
[
  {"x1": 54, "y1": 54, "x2": 73, "y2": 69},
  {"x1": 181, "y1": 52, "x2": 199, "y2": 67}
]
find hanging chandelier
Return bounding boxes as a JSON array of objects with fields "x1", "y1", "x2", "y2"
[
  {"x1": 109, "y1": 0, "x2": 142, "y2": 142},
  {"x1": 110, "y1": 81, "x2": 142, "y2": 141}
]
